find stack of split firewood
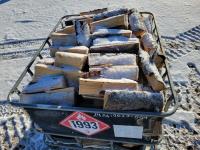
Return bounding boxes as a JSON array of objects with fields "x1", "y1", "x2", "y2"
[{"x1": 21, "y1": 8, "x2": 166, "y2": 112}]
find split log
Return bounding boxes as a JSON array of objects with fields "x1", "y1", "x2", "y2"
[
  {"x1": 37, "y1": 58, "x2": 55, "y2": 65},
  {"x1": 79, "y1": 78, "x2": 138, "y2": 96},
  {"x1": 129, "y1": 11, "x2": 146, "y2": 36},
  {"x1": 50, "y1": 32, "x2": 77, "y2": 46},
  {"x1": 104, "y1": 90, "x2": 164, "y2": 112},
  {"x1": 50, "y1": 46, "x2": 89, "y2": 57},
  {"x1": 90, "y1": 14, "x2": 129, "y2": 32},
  {"x1": 139, "y1": 49, "x2": 166, "y2": 91},
  {"x1": 92, "y1": 28, "x2": 132, "y2": 38},
  {"x1": 90, "y1": 36, "x2": 139, "y2": 53},
  {"x1": 34, "y1": 64, "x2": 62, "y2": 79},
  {"x1": 88, "y1": 53, "x2": 137, "y2": 66},
  {"x1": 74, "y1": 20, "x2": 91, "y2": 47},
  {"x1": 22, "y1": 75, "x2": 66, "y2": 94},
  {"x1": 20, "y1": 87, "x2": 75, "y2": 106},
  {"x1": 89, "y1": 65, "x2": 139, "y2": 81},
  {"x1": 61, "y1": 65, "x2": 83, "y2": 88},
  {"x1": 93, "y1": 8, "x2": 128, "y2": 21},
  {"x1": 55, "y1": 52, "x2": 87, "y2": 70},
  {"x1": 56, "y1": 25, "x2": 75, "y2": 34},
  {"x1": 141, "y1": 32, "x2": 157, "y2": 53}
]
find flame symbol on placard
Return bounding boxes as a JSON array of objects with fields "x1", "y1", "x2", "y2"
[{"x1": 76, "y1": 113, "x2": 86, "y2": 121}]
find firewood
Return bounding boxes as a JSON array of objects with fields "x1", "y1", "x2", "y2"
[
  {"x1": 93, "y1": 8, "x2": 128, "y2": 21},
  {"x1": 88, "y1": 53, "x2": 137, "y2": 66},
  {"x1": 91, "y1": 14, "x2": 129, "y2": 32},
  {"x1": 50, "y1": 32, "x2": 77, "y2": 46},
  {"x1": 90, "y1": 36, "x2": 139, "y2": 53},
  {"x1": 20, "y1": 87, "x2": 75, "y2": 106},
  {"x1": 104, "y1": 90, "x2": 164, "y2": 112},
  {"x1": 92, "y1": 28, "x2": 132, "y2": 38},
  {"x1": 79, "y1": 78, "x2": 138, "y2": 96},
  {"x1": 89, "y1": 65, "x2": 139, "y2": 81},
  {"x1": 141, "y1": 32, "x2": 157, "y2": 52},
  {"x1": 22, "y1": 75, "x2": 66, "y2": 94},
  {"x1": 56, "y1": 25, "x2": 75, "y2": 34},
  {"x1": 129, "y1": 11, "x2": 146, "y2": 36},
  {"x1": 34, "y1": 64, "x2": 62, "y2": 79},
  {"x1": 37, "y1": 58, "x2": 55, "y2": 65},
  {"x1": 50, "y1": 46, "x2": 89, "y2": 57},
  {"x1": 55, "y1": 52, "x2": 87, "y2": 70},
  {"x1": 74, "y1": 20, "x2": 91, "y2": 47},
  {"x1": 61, "y1": 65, "x2": 83, "y2": 88},
  {"x1": 139, "y1": 49, "x2": 166, "y2": 91}
]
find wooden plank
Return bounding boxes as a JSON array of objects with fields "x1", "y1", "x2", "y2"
[
  {"x1": 20, "y1": 87, "x2": 75, "y2": 106},
  {"x1": 50, "y1": 46, "x2": 89, "y2": 57},
  {"x1": 90, "y1": 14, "x2": 129, "y2": 32},
  {"x1": 88, "y1": 53, "x2": 137, "y2": 66},
  {"x1": 55, "y1": 52, "x2": 87, "y2": 69},
  {"x1": 37, "y1": 58, "x2": 55, "y2": 65},
  {"x1": 56, "y1": 25, "x2": 75, "y2": 34},
  {"x1": 50, "y1": 32, "x2": 77, "y2": 46},
  {"x1": 104, "y1": 90, "x2": 163, "y2": 112},
  {"x1": 79, "y1": 78, "x2": 138, "y2": 96},
  {"x1": 22, "y1": 75, "x2": 66, "y2": 94},
  {"x1": 90, "y1": 37, "x2": 139, "y2": 53}
]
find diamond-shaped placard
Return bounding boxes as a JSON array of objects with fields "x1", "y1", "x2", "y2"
[{"x1": 60, "y1": 112, "x2": 110, "y2": 136}]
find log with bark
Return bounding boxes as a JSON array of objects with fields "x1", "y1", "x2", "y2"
[
  {"x1": 50, "y1": 32, "x2": 77, "y2": 46},
  {"x1": 92, "y1": 28, "x2": 132, "y2": 38},
  {"x1": 104, "y1": 90, "x2": 164, "y2": 112},
  {"x1": 90, "y1": 36, "x2": 139, "y2": 53},
  {"x1": 22, "y1": 75, "x2": 66, "y2": 94},
  {"x1": 50, "y1": 46, "x2": 89, "y2": 57},
  {"x1": 55, "y1": 52, "x2": 87, "y2": 70},
  {"x1": 20, "y1": 87, "x2": 75, "y2": 106},
  {"x1": 93, "y1": 8, "x2": 128, "y2": 21},
  {"x1": 139, "y1": 49, "x2": 166, "y2": 91},
  {"x1": 90, "y1": 14, "x2": 129, "y2": 32},
  {"x1": 74, "y1": 20, "x2": 91, "y2": 47},
  {"x1": 88, "y1": 53, "x2": 137, "y2": 66},
  {"x1": 141, "y1": 32, "x2": 157, "y2": 53},
  {"x1": 79, "y1": 78, "x2": 138, "y2": 97},
  {"x1": 89, "y1": 65, "x2": 139, "y2": 81},
  {"x1": 129, "y1": 11, "x2": 146, "y2": 36}
]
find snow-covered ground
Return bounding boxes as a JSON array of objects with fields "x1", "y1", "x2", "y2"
[{"x1": 0, "y1": 0, "x2": 200, "y2": 149}]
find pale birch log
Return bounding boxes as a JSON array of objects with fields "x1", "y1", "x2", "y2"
[
  {"x1": 139, "y1": 49, "x2": 166, "y2": 91},
  {"x1": 37, "y1": 58, "x2": 55, "y2": 65},
  {"x1": 90, "y1": 36, "x2": 139, "y2": 53},
  {"x1": 104, "y1": 90, "x2": 164, "y2": 112},
  {"x1": 129, "y1": 11, "x2": 146, "y2": 36},
  {"x1": 50, "y1": 46, "x2": 89, "y2": 57},
  {"x1": 22, "y1": 75, "x2": 66, "y2": 94},
  {"x1": 20, "y1": 87, "x2": 75, "y2": 106},
  {"x1": 141, "y1": 32, "x2": 158, "y2": 52},
  {"x1": 79, "y1": 78, "x2": 138, "y2": 96},
  {"x1": 93, "y1": 8, "x2": 128, "y2": 21},
  {"x1": 88, "y1": 53, "x2": 137, "y2": 66},
  {"x1": 92, "y1": 28, "x2": 132, "y2": 38},
  {"x1": 89, "y1": 65, "x2": 139, "y2": 81},
  {"x1": 50, "y1": 32, "x2": 77, "y2": 46},
  {"x1": 56, "y1": 25, "x2": 75, "y2": 34},
  {"x1": 91, "y1": 14, "x2": 129, "y2": 32},
  {"x1": 74, "y1": 20, "x2": 91, "y2": 47},
  {"x1": 55, "y1": 52, "x2": 87, "y2": 69}
]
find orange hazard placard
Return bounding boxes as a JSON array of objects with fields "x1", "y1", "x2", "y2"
[{"x1": 60, "y1": 112, "x2": 110, "y2": 136}]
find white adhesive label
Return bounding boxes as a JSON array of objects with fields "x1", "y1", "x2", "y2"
[{"x1": 113, "y1": 125, "x2": 143, "y2": 139}]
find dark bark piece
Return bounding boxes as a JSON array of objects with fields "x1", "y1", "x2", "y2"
[
  {"x1": 139, "y1": 49, "x2": 166, "y2": 91},
  {"x1": 104, "y1": 90, "x2": 164, "y2": 112}
]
